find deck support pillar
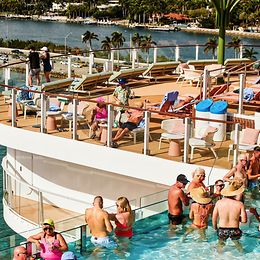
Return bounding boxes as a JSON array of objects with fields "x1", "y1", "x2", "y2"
[
  {"x1": 11, "y1": 89, "x2": 17, "y2": 127},
  {"x1": 238, "y1": 74, "x2": 245, "y2": 115},
  {"x1": 107, "y1": 104, "x2": 113, "y2": 147},
  {"x1": 195, "y1": 45, "x2": 199, "y2": 60},
  {"x1": 233, "y1": 123, "x2": 240, "y2": 167},
  {"x1": 183, "y1": 117, "x2": 191, "y2": 163},
  {"x1": 72, "y1": 98, "x2": 78, "y2": 140},
  {"x1": 143, "y1": 111, "x2": 150, "y2": 155}
]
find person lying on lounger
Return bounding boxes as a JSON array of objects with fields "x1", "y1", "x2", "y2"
[{"x1": 111, "y1": 102, "x2": 143, "y2": 148}]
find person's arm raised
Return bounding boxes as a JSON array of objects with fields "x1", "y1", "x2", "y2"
[
  {"x1": 27, "y1": 232, "x2": 42, "y2": 249},
  {"x1": 223, "y1": 167, "x2": 235, "y2": 183}
]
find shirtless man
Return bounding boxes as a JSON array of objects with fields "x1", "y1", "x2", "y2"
[
  {"x1": 184, "y1": 187, "x2": 213, "y2": 240},
  {"x1": 212, "y1": 180, "x2": 247, "y2": 253},
  {"x1": 187, "y1": 167, "x2": 207, "y2": 193},
  {"x1": 168, "y1": 174, "x2": 190, "y2": 227},
  {"x1": 85, "y1": 196, "x2": 116, "y2": 248},
  {"x1": 247, "y1": 146, "x2": 260, "y2": 191}
]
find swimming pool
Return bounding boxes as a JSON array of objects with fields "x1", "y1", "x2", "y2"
[{"x1": 70, "y1": 193, "x2": 260, "y2": 260}]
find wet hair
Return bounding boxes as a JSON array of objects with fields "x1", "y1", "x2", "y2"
[
  {"x1": 93, "y1": 196, "x2": 103, "y2": 204},
  {"x1": 215, "y1": 179, "x2": 224, "y2": 185},
  {"x1": 254, "y1": 146, "x2": 260, "y2": 152},
  {"x1": 116, "y1": 197, "x2": 132, "y2": 213}
]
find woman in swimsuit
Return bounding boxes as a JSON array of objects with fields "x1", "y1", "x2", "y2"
[
  {"x1": 27, "y1": 218, "x2": 68, "y2": 260},
  {"x1": 187, "y1": 167, "x2": 207, "y2": 193},
  {"x1": 40, "y1": 47, "x2": 52, "y2": 83},
  {"x1": 110, "y1": 197, "x2": 135, "y2": 238},
  {"x1": 183, "y1": 187, "x2": 213, "y2": 241}
]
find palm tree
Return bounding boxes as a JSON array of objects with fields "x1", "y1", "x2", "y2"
[
  {"x1": 204, "y1": 37, "x2": 218, "y2": 59},
  {"x1": 111, "y1": 31, "x2": 126, "y2": 63},
  {"x1": 140, "y1": 34, "x2": 156, "y2": 64},
  {"x1": 82, "y1": 30, "x2": 99, "y2": 51},
  {"x1": 210, "y1": 0, "x2": 242, "y2": 64},
  {"x1": 101, "y1": 36, "x2": 113, "y2": 59},
  {"x1": 227, "y1": 37, "x2": 242, "y2": 58},
  {"x1": 131, "y1": 32, "x2": 142, "y2": 63},
  {"x1": 242, "y1": 47, "x2": 258, "y2": 61}
]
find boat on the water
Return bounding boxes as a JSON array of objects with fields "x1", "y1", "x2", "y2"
[{"x1": 0, "y1": 45, "x2": 259, "y2": 258}]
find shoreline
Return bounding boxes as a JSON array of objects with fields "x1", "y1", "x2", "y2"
[{"x1": 1, "y1": 15, "x2": 260, "y2": 40}]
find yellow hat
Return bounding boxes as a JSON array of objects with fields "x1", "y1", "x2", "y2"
[
  {"x1": 43, "y1": 218, "x2": 55, "y2": 227},
  {"x1": 221, "y1": 179, "x2": 244, "y2": 197},
  {"x1": 190, "y1": 187, "x2": 212, "y2": 204}
]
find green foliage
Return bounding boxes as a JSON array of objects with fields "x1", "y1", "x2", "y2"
[{"x1": 242, "y1": 47, "x2": 258, "y2": 61}]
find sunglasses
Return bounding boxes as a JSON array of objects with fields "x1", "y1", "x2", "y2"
[
  {"x1": 18, "y1": 252, "x2": 27, "y2": 256},
  {"x1": 43, "y1": 227, "x2": 53, "y2": 231},
  {"x1": 196, "y1": 175, "x2": 205, "y2": 177},
  {"x1": 216, "y1": 184, "x2": 224, "y2": 188}
]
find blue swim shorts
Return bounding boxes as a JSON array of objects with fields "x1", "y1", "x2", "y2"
[
  {"x1": 248, "y1": 180, "x2": 259, "y2": 190},
  {"x1": 90, "y1": 236, "x2": 117, "y2": 249}
]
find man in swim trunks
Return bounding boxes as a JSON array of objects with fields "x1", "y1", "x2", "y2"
[
  {"x1": 85, "y1": 196, "x2": 117, "y2": 249},
  {"x1": 212, "y1": 179, "x2": 247, "y2": 253},
  {"x1": 168, "y1": 174, "x2": 190, "y2": 227},
  {"x1": 247, "y1": 146, "x2": 260, "y2": 192}
]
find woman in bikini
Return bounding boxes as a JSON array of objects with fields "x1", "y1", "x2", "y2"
[
  {"x1": 27, "y1": 218, "x2": 68, "y2": 260},
  {"x1": 183, "y1": 187, "x2": 213, "y2": 241},
  {"x1": 110, "y1": 197, "x2": 135, "y2": 239},
  {"x1": 187, "y1": 167, "x2": 207, "y2": 193}
]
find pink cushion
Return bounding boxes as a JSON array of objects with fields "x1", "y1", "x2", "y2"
[{"x1": 241, "y1": 128, "x2": 260, "y2": 145}]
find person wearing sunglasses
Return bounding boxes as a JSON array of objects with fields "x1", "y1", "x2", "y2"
[
  {"x1": 223, "y1": 154, "x2": 248, "y2": 188},
  {"x1": 13, "y1": 246, "x2": 28, "y2": 260},
  {"x1": 27, "y1": 218, "x2": 68, "y2": 260},
  {"x1": 212, "y1": 180, "x2": 225, "y2": 203},
  {"x1": 187, "y1": 167, "x2": 207, "y2": 193}
]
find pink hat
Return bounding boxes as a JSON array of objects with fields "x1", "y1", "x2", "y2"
[{"x1": 96, "y1": 97, "x2": 105, "y2": 102}]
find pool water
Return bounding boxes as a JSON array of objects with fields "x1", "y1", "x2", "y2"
[{"x1": 70, "y1": 197, "x2": 260, "y2": 260}]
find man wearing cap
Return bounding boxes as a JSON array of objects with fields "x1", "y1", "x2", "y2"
[
  {"x1": 13, "y1": 246, "x2": 28, "y2": 260},
  {"x1": 28, "y1": 46, "x2": 40, "y2": 87},
  {"x1": 247, "y1": 146, "x2": 260, "y2": 192},
  {"x1": 85, "y1": 196, "x2": 116, "y2": 249},
  {"x1": 212, "y1": 179, "x2": 247, "y2": 252},
  {"x1": 168, "y1": 174, "x2": 190, "y2": 227}
]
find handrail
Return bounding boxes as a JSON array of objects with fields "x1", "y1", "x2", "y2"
[{"x1": 0, "y1": 83, "x2": 238, "y2": 125}]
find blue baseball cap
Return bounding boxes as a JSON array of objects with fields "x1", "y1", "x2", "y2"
[
  {"x1": 118, "y1": 78, "x2": 127, "y2": 85},
  {"x1": 61, "y1": 251, "x2": 77, "y2": 260}
]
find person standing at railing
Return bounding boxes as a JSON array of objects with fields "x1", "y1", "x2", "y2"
[
  {"x1": 40, "y1": 46, "x2": 52, "y2": 83},
  {"x1": 27, "y1": 218, "x2": 68, "y2": 260},
  {"x1": 27, "y1": 46, "x2": 40, "y2": 87},
  {"x1": 168, "y1": 174, "x2": 190, "y2": 227},
  {"x1": 85, "y1": 196, "x2": 117, "y2": 249}
]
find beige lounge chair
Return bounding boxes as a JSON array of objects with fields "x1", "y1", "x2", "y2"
[
  {"x1": 187, "y1": 59, "x2": 218, "y2": 70},
  {"x1": 182, "y1": 68, "x2": 203, "y2": 88},
  {"x1": 41, "y1": 78, "x2": 74, "y2": 92}
]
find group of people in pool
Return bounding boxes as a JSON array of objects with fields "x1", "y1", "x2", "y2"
[{"x1": 168, "y1": 146, "x2": 260, "y2": 253}]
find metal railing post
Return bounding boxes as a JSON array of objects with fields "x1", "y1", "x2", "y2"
[
  {"x1": 143, "y1": 111, "x2": 150, "y2": 155},
  {"x1": 80, "y1": 225, "x2": 87, "y2": 254},
  {"x1": 89, "y1": 51, "x2": 94, "y2": 74},
  {"x1": 175, "y1": 45, "x2": 180, "y2": 61},
  {"x1": 239, "y1": 45, "x2": 243, "y2": 59},
  {"x1": 67, "y1": 56, "x2": 71, "y2": 78},
  {"x1": 72, "y1": 98, "x2": 78, "y2": 140},
  {"x1": 132, "y1": 48, "x2": 136, "y2": 69},
  {"x1": 202, "y1": 68, "x2": 209, "y2": 100},
  {"x1": 238, "y1": 74, "x2": 245, "y2": 115},
  {"x1": 11, "y1": 89, "x2": 17, "y2": 127},
  {"x1": 25, "y1": 63, "x2": 29, "y2": 86},
  {"x1": 38, "y1": 191, "x2": 44, "y2": 224},
  {"x1": 4, "y1": 68, "x2": 11, "y2": 89},
  {"x1": 183, "y1": 117, "x2": 191, "y2": 163},
  {"x1": 195, "y1": 44, "x2": 199, "y2": 60},
  {"x1": 111, "y1": 50, "x2": 115, "y2": 72},
  {"x1": 233, "y1": 123, "x2": 240, "y2": 167},
  {"x1": 107, "y1": 104, "x2": 113, "y2": 147},
  {"x1": 40, "y1": 94, "x2": 46, "y2": 133},
  {"x1": 153, "y1": 46, "x2": 158, "y2": 64}
]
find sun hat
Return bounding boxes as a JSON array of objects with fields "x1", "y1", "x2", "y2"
[
  {"x1": 190, "y1": 187, "x2": 212, "y2": 204},
  {"x1": 221, "y1": 178, "x2": 245, "y2": 197},
  {"x1": 176, "y1": 174, "x2": 190, "y2": 185},
  {"x1": 96, "y1": 97, "x2": 105, "y2": 103},
  {"x1": 41, "y1": 46, "x2": 48, "y2": 51},
  {"x1": 61, "y1": 251, "x2": 77, "y2": 260},
  {"x1": 43, "y1": 218, "x2": 55, "y2": 227}
]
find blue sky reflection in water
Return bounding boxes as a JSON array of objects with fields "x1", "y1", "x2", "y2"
[{"x1": 1, "y1": 19, "x2": 260, "y2": 61}]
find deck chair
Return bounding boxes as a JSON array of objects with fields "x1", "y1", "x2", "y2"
[
  {"x1": 60, "y1": 101, "x2": 90, "y2": 131},
  {"x1": 182, "y1": 68, "x2": 203, "y2": 88},
  {"x1": 159, "y1": 91, "x2": 179, "y2": 112},
  {"x1": 189, "y1": 126, "x2": 218, "y2": 160},
  {"x1": 41, "y1": 78, "x2": 74, "y2": 92},
  {"x1": 187, "y1": 59, "x2": 218, "y2": 70},
  {"x1": 205, "y1": 64, "x2": 225, "y2": 83}
]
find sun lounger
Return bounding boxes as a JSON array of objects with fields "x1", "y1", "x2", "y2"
[
  {"x1": 41, "y1": 78, "x2": 74, "y2": 92},
  {"x1": 108, "y1": 67, "x2": 148, "y2": 83},
  {"x1": 224, "y1": 58, "x2": 251, "y2": 69},
  {"x1": 187, "y1": 59, "x2": 218, "y2": 70},
  {"x1": 142, "y1": 61, "x2": 180, "y2": 79},
  {"x1": 70, "y1": 72, "x2": 113, "y2": 91}
]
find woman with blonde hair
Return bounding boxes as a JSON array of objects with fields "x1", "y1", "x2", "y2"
[
  {"x1": 110, "y1": 197, "x2": 135, "y2": 238},
  {"x1": 187, "y1": 167, "x2": 207, "y2": 193}
]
